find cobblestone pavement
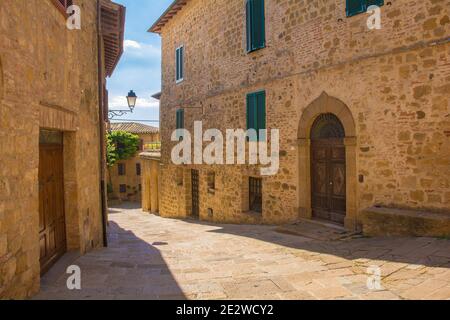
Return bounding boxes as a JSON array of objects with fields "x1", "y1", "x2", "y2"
[{"x1": 36, "y1": 204, "x2": 450, "y2": 300}]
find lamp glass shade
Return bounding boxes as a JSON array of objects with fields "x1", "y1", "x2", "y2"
[{"x1": 126, "y1": 90, "x2": 137, "y2": 110}]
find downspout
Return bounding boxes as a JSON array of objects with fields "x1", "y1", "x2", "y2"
[{"x1": 97, "y1": 0, "x2": 108, "y2": 247}]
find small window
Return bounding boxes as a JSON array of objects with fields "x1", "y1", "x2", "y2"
[
  {"x1": 118, "y1": 163, "x2": 126, "y2": 176},
  {"x1": 207, "y1": 172, "x2": 216, "y2": 193},
  {"x1": 136, "y1": 163, "x2": 141, "y2": 176},
  {"x1": 119, "y1": 184, "x2": 127, "y2": 193},
  {"x1": 139, "y1": 139, "x2": 144, "y2": 151},
  {"x1": 176, "y1": 46, "x2": 184, "y2": 83},
  {"x1": 176, "y1": 109, "x2": 184, "y2": 129},
  {"x1": 139, "y1": 184, "x2": 142, "y2": 191},
  {"x1": 247, "y1": 90, "x2": 266, "y2": 141},
  {"x1": 249, "y1": 177, "x2": 262, "y2": 213},
  {"x1": 346, "y1": 0, "x2": 384, "y2": 17},
  {"x1": 246, "y1": 0, "x2": 265, "y2": 53}
]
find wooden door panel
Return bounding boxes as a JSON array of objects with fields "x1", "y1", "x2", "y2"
[
  {"x1": 311, "y1": 139, "x2": 346, "y2": 224},
  {"x1": 39, "y1": 144, "x2": 66, "y2": 275}
]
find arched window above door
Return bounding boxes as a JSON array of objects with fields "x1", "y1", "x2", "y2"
[{"x1": 310, "y1": 113, "x2": 345, "y2": 140}]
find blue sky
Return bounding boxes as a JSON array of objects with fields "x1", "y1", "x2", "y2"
[{"x1": 108, "y1": 0, "x2": 173, "y2": 126}]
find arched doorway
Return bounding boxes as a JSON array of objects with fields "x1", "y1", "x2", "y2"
[
  {"x1": 297, "y1": 92, "x2": 358, "y2": 230},
  {"x1": 310, "y1": 114, "x2": 346, "y2": 225}
]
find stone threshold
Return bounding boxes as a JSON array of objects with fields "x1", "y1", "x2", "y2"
[{"x1": 275, "y1": 219, "x2": 361, "y2": 241}]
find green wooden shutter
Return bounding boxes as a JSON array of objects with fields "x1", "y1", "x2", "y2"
[
  {"x1": 256, "y1": 91, "x2": 266, "y2": 141},
  {"x1": 247, "y1": 93, "x2": 257, "y2": 141},
  {"x1": 346, "y1": 0, "x2": 365, "y2": 17},
  {"x1": 246, "y1": 0, "x2": 265, "y2": 52},
  {"x1": 176, "y1": 109, "x2": 184, "y2": 129},
  {"x1": 180, "y1": 109, "x2": 184, "y2": 129},
  {"x1": 176, "y1": 48, "x2": 180, "y2": 81},
  {"x1": 252, "y1": 0, "x2": 265, "y2": 50},
  {"x1": 179, "y1": 46, "x2": 184, "y2": 80},
  {"x1": 246, "y1": 0, "x2": 252, "y2": 52},
  {"x1": 247, "y1": 91, "x2": 266, "y2": 141}
]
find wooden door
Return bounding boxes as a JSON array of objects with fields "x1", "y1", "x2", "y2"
[
  {"x1": 191, "y1": 170, "x2": 199, "y2": 218},
  {"x1": 310, "y1": 114, "x2": 346, "y2": 225},
  {"x1": 39, "y1": 144, "x2": 66, "y2": 274}
]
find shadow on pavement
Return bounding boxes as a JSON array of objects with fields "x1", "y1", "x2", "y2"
[
  {"x1": 35, "y1": 220, "x2": 185, "y2": 300},
  {"x1": 180, "y1": 219, "x2": 450, "y2": 269}
]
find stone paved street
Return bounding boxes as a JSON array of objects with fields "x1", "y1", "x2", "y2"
[{"x1": 36, "y1": 205, "x2": 450, "y2": 300}]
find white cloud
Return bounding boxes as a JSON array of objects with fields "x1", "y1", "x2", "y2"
[
  {"x1": 123, "y1": 39, "x2": 161, "y2": 58},
  {"x1": 124, "y1": 40, "x2": 142, "y2": 49},
  {"x1": 109, "y1": 95, "x2": 160, "y2": 110}
]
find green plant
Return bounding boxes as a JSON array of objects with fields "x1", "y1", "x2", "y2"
[{"x1": 106, "y1": 131, "x2": 140, "y2": 167}]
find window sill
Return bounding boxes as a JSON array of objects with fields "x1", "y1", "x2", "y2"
[
  {"x1": 176, "y1": 79, "x2": 184, "y2": 85},
  {"x1": 246, "y1": 45, "x2": 266, "y2": 54}
]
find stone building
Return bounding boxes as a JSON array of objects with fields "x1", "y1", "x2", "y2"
[
  {"x1": 140, "y1": 151, "x2": 162, "y2": 214},
  {"x1": 0, "y1": 0, "x2": 125, "y2": 298},
  {"x1": 108, "y1": 122, "x2": 160, "y2": 202},
  {"x1": 149, "y1": 0, "x2": 450, "y2": 234}
]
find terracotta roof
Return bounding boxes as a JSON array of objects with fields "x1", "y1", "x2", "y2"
[
  {"x1": 148, "y1": 0, "x2": 190, "y2": 34},
  {"x1": 110, "y1": 122, "x2": 159, "y2": 134}
]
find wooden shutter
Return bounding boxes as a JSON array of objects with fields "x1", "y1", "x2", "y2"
[
  {"x1": 176, "y1": 46, "x2": 184, "y2": 81},
  {"x1": 246, "y1": 0, "x2": 265, "y2": 52},
  {"x1": 246, "y1": 0, "x2": 252, "y2": 52},
  {"x1": 252, "y1": 0, "x2": 265, "y2": 50},
  {"x1": 176, "y1": 109, "x2": 184, "y2": 129},
  {"x1": 176, "y1": 48, "x2": 180, "y2": 81},
  {"x1": 256, "y1": 91, "x2": 266, "y2": 140},
  {"x1": 247, "y1": 93, "x2": 257, "y2": 132},
  {"x1": 178, "y1": 47, "x2": 184, "y2": 80},
  {"x1": 247, "y1": 91, "x2": 266, "y2": 141},
  {"x1": 346, "y1": 0, "x2": 365, "y2": 17}
]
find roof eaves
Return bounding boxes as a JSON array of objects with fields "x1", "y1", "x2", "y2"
[{"x1": 148, "y1": 0, "x2": 189, "y2": 34}]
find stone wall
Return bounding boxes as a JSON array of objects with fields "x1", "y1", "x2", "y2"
[
  {"x1": 157, "y1": 0, "x2": 450, "y2": 226},
  {"x1": 0, "y1": 0, "x2": 104, "y2": 298}
]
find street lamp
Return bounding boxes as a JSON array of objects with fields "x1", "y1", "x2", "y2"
[
  {"x1": 126, "y1": 90, "x2": 137, "y2": 111},
  {"x1": 108, "y1": 90, "x2": 138, "y2": 120}
]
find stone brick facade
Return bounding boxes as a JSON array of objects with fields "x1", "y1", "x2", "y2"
[
  {"x1": 0, "y1": 0, "x2": 124, "y2": 299},
  {"x1": 152, "y1": 0, "x2": 450, "y2": 228}
]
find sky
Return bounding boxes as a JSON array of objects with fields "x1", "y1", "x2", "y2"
[{"x1": 107, "y1": 0, "x2": 174, "y2": 127}]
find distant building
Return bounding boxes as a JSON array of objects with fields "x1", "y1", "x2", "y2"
[{"x1": 108, "y1": 122, "x2": 160, "y2": 203}]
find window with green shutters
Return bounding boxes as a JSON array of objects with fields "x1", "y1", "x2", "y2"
[
  {"x1": 246, "y1": 91, "x2": 266, "y2": 141},
  {"x1": 246, "y1": 0, "x2": 265, "y2": 53},
  {"x1": 346, "y1": 0, "x2": 384, "y2": 17},
  {"x1": 175, "y1": 46, "x2": 184, "y2": 82},
  {"x1": 176, "y1": 109, "x2": 184, "y2": 129}
]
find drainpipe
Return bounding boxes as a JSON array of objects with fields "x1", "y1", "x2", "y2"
[{"x1": 97, "y1": 0, "x2": 108, "y2": 247}]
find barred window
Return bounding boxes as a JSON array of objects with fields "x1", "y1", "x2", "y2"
[
  {"x1": 118, "y1": 163, "x2": 126, "y2": 176},
  {"x1": 249, "y1": 177, "x2": 262, "y2": 213}
]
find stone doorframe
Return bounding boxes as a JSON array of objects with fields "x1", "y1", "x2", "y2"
[{"x1": 297, "y1": 92, "x2": 358, "y2": 231}]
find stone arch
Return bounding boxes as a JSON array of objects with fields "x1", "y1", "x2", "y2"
[
  {"x1": 298, "y1": 92, "x2": 356, "y2": 139},
  {"x1": 297, "y1": 92, "x2": 359, "y2": 230}
]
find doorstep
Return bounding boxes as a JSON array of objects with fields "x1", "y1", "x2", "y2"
[{"x1": 275, "y1": 219, "x2": 361, "y2": 241}]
